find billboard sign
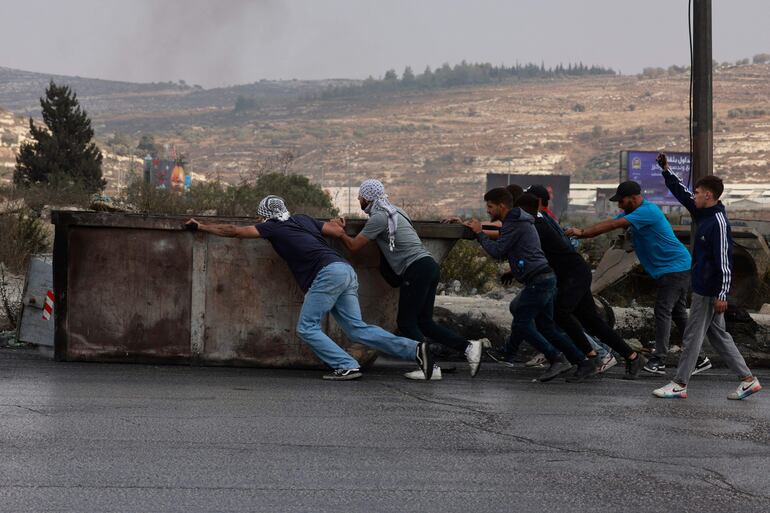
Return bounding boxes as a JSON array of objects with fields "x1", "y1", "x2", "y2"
[
  {"x1": 144, "y1": 157, "x2": 188, "y2": 190},
  {"x1": 625, "y1": 151, "x2": 691, "y2": 206}
]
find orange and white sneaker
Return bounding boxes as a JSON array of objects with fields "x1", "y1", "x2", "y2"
[
  {"x1": 727, "y1": 377, "x2": 762, "y2": 400},
  {"x1": 653, "y1": 382, "x2": 688, "y2": 399}
]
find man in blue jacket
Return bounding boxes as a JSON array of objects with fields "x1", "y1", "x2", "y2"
[
  {"x1": 465, "y1": 188, "x2": 590, "y2": 382},
  {"x1": 652, "y1": 155, "x2": 761, "y2": 400}
]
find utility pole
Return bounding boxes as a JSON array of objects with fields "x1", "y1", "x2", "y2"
[
  {"x1": 692, "y1": 0, "x2": 712, "y2": 184},
  {"x1": 691, "y1": 0, "x2": 712, "y2": 247}
]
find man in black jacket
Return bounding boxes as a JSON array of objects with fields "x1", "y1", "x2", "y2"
[
  {"x1": 465, "y1": 188, "x2": 589, "y2": 382},
  {"x1": 514, "y1": 193, "x2": 647, "y2": 381}
]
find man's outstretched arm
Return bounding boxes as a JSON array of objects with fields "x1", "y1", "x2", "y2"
[
  {"x1": 323, "y1": 218, "x2": 370, "y2": 252},
  {"x1": 566, "y1": 217, "x2": 630, "y2": 239},
  {"x1": 185, "y1": 218, "x2": 261, "y2": 238}
]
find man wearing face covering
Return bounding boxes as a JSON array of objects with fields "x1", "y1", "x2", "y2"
[
  {"x1": 333, "y1": 179, "x2": 485, "y2": 381},
  {"x1": 184, "y1": 195, "x2": 434, "y2": 381}
]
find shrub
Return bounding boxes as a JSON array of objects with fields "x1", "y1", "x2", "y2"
[
  {"x1": 440, "y1": 240, "x2": 500, "y2": 294},
  {"x1": 727, "y1": 108, "x2": 770, "y2": 118},
  {"x1": 1, "y1": 181, "x2": 92, "y2": 215},
  {"x1": 0, "y1": 265, "x2": 22, "y2": 331},
  {"x1": 0, "y1": 209, "x2": 51, "y2": 274},
  {"x1": 122, "y1": 173, "x2": 338, "y2": 219}
]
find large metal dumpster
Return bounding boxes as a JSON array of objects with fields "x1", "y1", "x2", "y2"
[{"x1": 50, "y1": 211, "x2": 471, "y2": 369}]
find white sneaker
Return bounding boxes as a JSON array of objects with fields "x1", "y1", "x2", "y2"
[
  {"x1": 525, "y1": 353, "x2": 548, "y2": 368},
  {"x1": 727, "y1": 377, "x2": 762, "y2": 400},
  {"x1": 653, "y1": 381, "x2": 688, "y2": 399},
  {"x1": 404, "y1": 365, "x2": 442, "y2": 381},
  {"x1": 597, "y1": 354, "x2": 617, "y2": 374},
  {"x1": 466, "y1": 338, "x2": 487, "y2": 377}
]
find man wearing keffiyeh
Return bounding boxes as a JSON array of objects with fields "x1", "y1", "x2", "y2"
[
  {"x1": 333, "y1": 179, "x2": 486, "y2": 380},
  {"x1": 358, "y1": 179, "x2": 399, "y2": 251},
  {"x1": 257, "y1": 195, "x2": 291, "y2": 222},
  {"x1": 184, "y1": 195, "x2": 435, "y2": 381}
]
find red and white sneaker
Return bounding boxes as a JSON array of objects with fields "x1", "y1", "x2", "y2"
[
  {"x1": 727, "y1": 377, "x2": 762, "y2": 400},
  {"x1": 653, "y1": 382, "x2": 688, "y2": 399}
]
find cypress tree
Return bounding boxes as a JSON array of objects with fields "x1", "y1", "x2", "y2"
[{"x1": 14, "y1": 81, "x2": 105, "y2": 192}]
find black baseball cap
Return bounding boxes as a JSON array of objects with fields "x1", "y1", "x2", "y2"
[
  {"x1": 609, "y1": 181, "x2": 642, "y2": 202},
  {"x1": 525, "y1": 184, "x2": 550, "y2": 203}
]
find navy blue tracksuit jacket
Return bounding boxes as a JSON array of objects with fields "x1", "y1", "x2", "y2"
[{"x1": 662, "y1": 170, "x2": 733, "y2": 301}]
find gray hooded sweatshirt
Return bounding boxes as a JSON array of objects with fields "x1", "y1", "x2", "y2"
[{"x1": 476, "y1": 207, "x2": 552, "y2": 284}]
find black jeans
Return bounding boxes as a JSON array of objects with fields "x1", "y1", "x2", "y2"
[
  {"x1": 398, "y1": 256, "x2": 469, "y2": 354},
  {"x1": 553, "y1": 270, "x2": 634, "y2": 359}
]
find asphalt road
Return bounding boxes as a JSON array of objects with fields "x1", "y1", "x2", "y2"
[{"x1": 1, "y1": 348, "x2": 769, "y2": 513}]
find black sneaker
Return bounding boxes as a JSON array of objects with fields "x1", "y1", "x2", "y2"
[
  {"x1": 623, "y1": 354, "x2": 647, "y2": 380},
  {"x1": 692, "y1": 356, "x2": 712, "y2": 376},
  {"x1": 566, "y1": 357, "x2": 601, "y2": 383},
  {"x1": 643, "y1": 357, "x2": 666, "y2": 375},
  {"x1": 416, "y1": 342, "x2": 434, "y2": 380},
  {"x1": 486, "y1": 348, "x2": 517, "y2": 368},
  {"x1": 322, "y1": 368, "x2": 362, "y2": 381},
  {"x1": 538, "y1": 355, "x2": 574, "y2": 382}
]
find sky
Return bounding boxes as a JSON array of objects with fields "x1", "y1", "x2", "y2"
[{"x1": 1, "y1": 0, "x2": 768, "y2": 88}]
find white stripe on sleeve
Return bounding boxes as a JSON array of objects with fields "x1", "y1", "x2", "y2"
[{"x1": 715, "y1": 212, "x2": 731, "y2": 301}]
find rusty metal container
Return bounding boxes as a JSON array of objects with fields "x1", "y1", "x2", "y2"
[{"x1": 51, "y1": 211, "x2": 471, "y2": 369}]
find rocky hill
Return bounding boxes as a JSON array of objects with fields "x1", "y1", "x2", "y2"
[{"x1": 1, "y1": 64, "x2": 769, "y2": 214}]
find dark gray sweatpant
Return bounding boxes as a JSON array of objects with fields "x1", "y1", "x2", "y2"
[
  {"x1": 654, "y1": 270, "x2": 704, "y2": 360},
  {"x1": 674, "y1": 293, "x2": 752, "y2": 386}
]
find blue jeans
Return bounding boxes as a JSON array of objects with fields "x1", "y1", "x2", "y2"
[
  {"x1": 297, "y1": 262, "x2": 419, "y2": 370},
  {"x1": 507, "y1": 273, "x2": 586, "y2": 364},
  {"x1": 586, "y1": 332, "x2": 611, "y2": 359}
]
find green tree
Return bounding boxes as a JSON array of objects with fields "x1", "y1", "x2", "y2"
[
  {"x1": 137, "y1": 133, "x2": 158, "y2": 156},
  {"x1": 234, "y1": 95, "x2": 258, "y2": 112},
  {"x1": 401, "y1": 66, "x2": 415, "y2": 84},
  {"x1": 14, "y1": 81, "x2": 104, "y2": 192}
]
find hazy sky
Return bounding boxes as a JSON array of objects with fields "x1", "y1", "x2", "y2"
[{"x1": 1, "y1": 0, "x2": 768, "y2": 88}]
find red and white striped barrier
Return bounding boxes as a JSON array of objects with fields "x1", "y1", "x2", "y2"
[{"x1": 42, "y1": 290, "x2": 54, "y2": 321}]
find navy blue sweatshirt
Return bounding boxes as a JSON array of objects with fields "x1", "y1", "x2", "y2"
[
  {"x1": 476, "y1": 208, "x2": 552, "y2": 284},
  {"x1": 662, "y1": 170, "x2": 733, "y2": 301}
]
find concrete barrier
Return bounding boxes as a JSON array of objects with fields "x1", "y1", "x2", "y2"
[{"x1": 51, "y1": 211, "x2": 471, "y2": 369}]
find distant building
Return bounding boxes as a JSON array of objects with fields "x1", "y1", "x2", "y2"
[
  {"x1": 486, "y1": 173, "x2": 571, "y2": 218},
  {"x1": 325, "y1": 186, "x2": 360, "y2": 216}
]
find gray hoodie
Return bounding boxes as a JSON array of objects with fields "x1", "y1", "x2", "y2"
[{"x1": 476, "y1": 207, "x2": 552, "y2": 284}]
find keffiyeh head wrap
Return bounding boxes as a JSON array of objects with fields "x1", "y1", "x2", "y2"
[
  {"x1": 257, "y1": 195, "x2": 290, "y2": 221},
  {"x1": 359, "y1": 179, "x2": 399, "y2": 251}
]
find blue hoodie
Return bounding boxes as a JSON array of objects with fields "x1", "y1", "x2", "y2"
[
  {"x1": 476, "y1": 207, "x2": 552, "y2": 284},
  {"x1": 662, "y1": 170, "x2": 733, "y2": 301}
]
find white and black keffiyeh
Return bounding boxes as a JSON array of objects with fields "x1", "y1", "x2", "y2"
[
  {"x1": 257, "y1": 195, "x2": 290, "y2": 221},
  {"x1": 359, "y1": 179, "x2": 399, "y2": 251}
]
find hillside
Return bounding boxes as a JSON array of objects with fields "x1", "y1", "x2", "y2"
[
  {"x1": 0, "y1": 66, "x2": 357, "y2": 116},
  {"x1": 1, "y1": 64, "x2": 769, "y2": 214}
]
